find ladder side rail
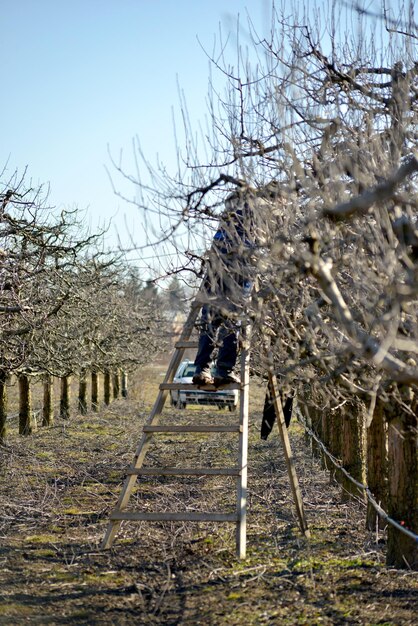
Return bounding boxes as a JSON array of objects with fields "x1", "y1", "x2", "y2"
[
  {"x1": 161, "y1": 300, "x2": 202, "y2": 386},
  {"x1": 146, "y1": 301, "x2": 202, "y2": 422},
  {"x1": 102, "y1": 299, "x2": 202, "y2": 549},
  {"x1": 236, "y1": 324, "x2": 251, "y2": 559},
  {"x1": 102, "y1": 434, "x2": 150, "y2": 548}
]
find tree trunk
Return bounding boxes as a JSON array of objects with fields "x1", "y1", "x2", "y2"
[
  {"x1": 104, "y1": 370, "x2": 111, "y2": 406},
  {"x1": 112, "y1": 370, "x2": 120, "y2": 400},
  {"x1": 320, "y1": 408, "x2": 332, "y2": 471},
  {"x1": 121, "y1": 371, "x2": 128, "y2": 398},
  {"x1": 366, "y1": 397, "x2": 388, "y2": 531},
  {"x1": 341, "y1": 400, "x2": 366, "y2": 502},
  {"x1": 42, "y1": 374, "x2": 54, "y2": 426},
  {"x1": 60, "y1": 376, "x2": 71, "y2": 419},
  {"x1": 0, "y1": 371, "x2": 8, "y2": 441},
  {"x1": 329, "y1": 407, "x2": 343, "y2": 484},
  {"x1": 310, "y1": 404, "x2": 322, "y2": 459},
  {"x1": 91, "y1": 371, "x2": 99, "y2": 412},
  {"x1": 19, "y1": 374, "x2": 34, "y2": 435},
  {"x1": 386, "y1": 389, "x2": 418, "y2": 569},
  {"x1": 303, "y1": 404, "x2": 313, "y2": 453},
  {"x1": 295, "y1": 397, "x2": 312, "y2": 452},
  {"x1": 78, "y1": 370, "x2": 88, "y2": 415}
]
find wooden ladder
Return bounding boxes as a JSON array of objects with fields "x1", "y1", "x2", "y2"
[{"x1": 102, "y1": 300, "x2": 309, "y2": 558}]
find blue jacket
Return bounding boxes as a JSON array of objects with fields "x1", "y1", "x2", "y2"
[{"x1": 213, "y1": 197, "x2": 255, "y2": 255}]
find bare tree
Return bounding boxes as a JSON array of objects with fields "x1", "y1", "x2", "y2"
[
  {"x1": 111, "y1": 1, "x2": 417, "y2": 567},
  {"x1": 0, "y1": 170, "x2": 165, "y2": 432},
  {"x1": 0, "y1": 172, "x2": 99, "y2": 433}
]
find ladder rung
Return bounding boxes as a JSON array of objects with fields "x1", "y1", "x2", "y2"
[
  {"x1": 110, "y1": 511, "x2": 238, "y2": 522},
  {"x1": 175, "y1": 340, "x2": 199, "y2": 349},
  {"x1": 143, "y1": 424, "x2": 242, "y2": 433},
  {"x1": 160, "y1": 382, "x2": 241, "y2": 391},
  {"x1": 128, "y1": 467, "x2": 241, "y2": 476}
]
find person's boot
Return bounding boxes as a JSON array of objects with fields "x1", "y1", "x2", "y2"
[
  {"x1": 192, "y1": 369, "x2": 214, "y2": 386},
  {"x1": 214, "y1": 371, "x2": 240, "y2": 387}
]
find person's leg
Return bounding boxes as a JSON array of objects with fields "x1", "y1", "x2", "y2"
[
  {"x1": 261, "y1": 383, "x2": 276, "y2": 440},
  {"x1": 261, "y1": 383, "x2": 294, "y2": 440},
  {"x1": 213, "y1": 262, "x2": 253, "y2": 385},
  {"x1": 193, "y1": 305, "x2": 220, "y2": 383},
  {"x1": 214, "y1": 319, "x2": 239, "y2": 382}
]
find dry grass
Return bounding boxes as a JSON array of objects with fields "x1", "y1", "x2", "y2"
[{"x1": 0, "y1": 364, "x2": 416, "y2": 625}]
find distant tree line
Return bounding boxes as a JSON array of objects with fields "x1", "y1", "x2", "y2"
[{"x1": 0, "y1": 169, "x2": 182, "y2": 438}]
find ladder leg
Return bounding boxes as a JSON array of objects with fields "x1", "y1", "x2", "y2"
[
  {"x1": 102, "y1": 522, "x2": 120, "y2": 550},
  {"x1": 102, "y1": 303, "x2": 201, "y2": 549},
  {"x1": 267, "y1": 369, "x2": 310, "y2": 538},
  {"x1": 236, "y1": 325, "x2": 251, "y2": 559},
  {"x1": 102, "y1": 433, "x2": 151, "y2": 548}
]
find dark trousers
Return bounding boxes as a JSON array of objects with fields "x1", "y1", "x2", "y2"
[
  {"x1": 194, "y1": 304, "x2": 238, "y2": 377},
  {"x1": 260, "y1": 381, "x2": 294, "y2": 440}
]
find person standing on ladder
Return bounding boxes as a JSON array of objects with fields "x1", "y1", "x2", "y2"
[{"x1": 192, "y1": 184, "x2": 270, "y2": 388}]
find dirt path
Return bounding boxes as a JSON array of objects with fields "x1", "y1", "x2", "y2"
[{"x1": 0, "y1": 367, "x2": 416, "y2": 625}]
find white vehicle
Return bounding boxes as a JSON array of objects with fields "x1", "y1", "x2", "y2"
[{"x1": 170, "y1": 360, "x2": 238, "y2": 411}]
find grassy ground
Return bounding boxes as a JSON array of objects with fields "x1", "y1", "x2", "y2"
[{"x1": 0, "y1": 365, "x2": 416, "y2": 625}]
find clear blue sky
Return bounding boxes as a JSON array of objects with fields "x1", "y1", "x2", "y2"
[
  {"x1": 1, "y1": 0, "x2": 403, "y2": 254},
  {"x1": 1, "y1": 0, "x2": 274, "y2": 250}
]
